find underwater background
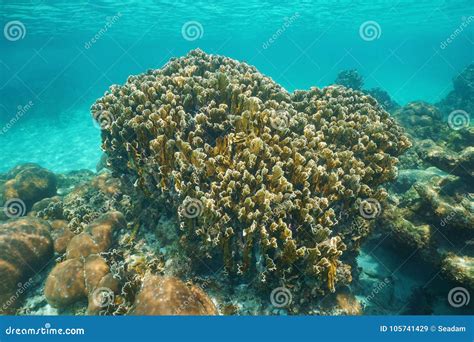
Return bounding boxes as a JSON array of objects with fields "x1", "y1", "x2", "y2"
[
  {"x1": 0, "y1": 0, "x2": 472, "y2": 172},
  {"x1": 0, "y1": 0, "x2": 472, "y2": 316}
]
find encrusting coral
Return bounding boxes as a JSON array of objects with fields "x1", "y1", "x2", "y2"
[{"x1": 91, "y1": 49, "x2": 410, "y2": 299}]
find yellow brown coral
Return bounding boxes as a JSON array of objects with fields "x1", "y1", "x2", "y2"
[{"x1": 92, "y1": 49, "x2": 409, "y2": 295}]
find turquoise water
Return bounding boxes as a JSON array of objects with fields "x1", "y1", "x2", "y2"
[{"x1": 0, "y1": 0, "x2": 472, "y2": 172}]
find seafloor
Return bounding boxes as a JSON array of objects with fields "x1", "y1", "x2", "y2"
[{"x1": 0, "y1": 50, "x2": 472, "y2": 316}]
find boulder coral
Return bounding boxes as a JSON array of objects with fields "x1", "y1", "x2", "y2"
[
  {"x1": 0, "y1": 217, "x2": 53, "y2": 313},
  {"x1": 2, "y1": 164, "x2": 57, "y2": 211},
  {"x1": 44, "y1": 211, "x2": 126, "y2": 313},
  {"x1": 131, "y1": 275, "x2": 217, "y2": 315},
  {"x1": 92, "y1": 49, "x2": 410, "y2": 296}
]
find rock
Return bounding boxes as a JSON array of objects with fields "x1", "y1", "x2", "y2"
[
  {"x1": 0, "y1": 217, "x2": 53, "y2": 312},
  {"x1": 442, "y1": 254, "x2": 474, "y2": 290},
  {"x1": 66, "y1": 233, "x2": 101, "y2": 259},
  {"x1": 86, "y1": 261, "x2": 119, "y2": 315},
  {"x1": 50, "y1": 220, "x2": 74, "y2": 254},
  {"x1": 131, "y1": 276, "x2": 218, "y2": 315},
  {"x1": 85, "y1": 211, "x2": 126, "y2": 251},
  {"x1": 84, "y1": 255, "x2": 110, "y2": 293},
  {"x1": 66, "y1": 211, "x2": 126, "y2": 259},
  {"x1": 90, "y1": 172, "x2": 122, "y2": 197},
  {"x1": 30, "y1": 196, "x2": 62, "y2": 216},
  {"x1": 44, "y1": 259, "x2": 86, "y2": 308},
  {"x1": 2, "y1": 164, "x2": 57, "y2": 211},
  {"x1": 392, "y1": 167, "x2": 444, "y2": 193},
  {"x1": 416, "y1": 140, "x2": 473, "y2": 183},
  {"x1": 44, "y1": 212, "x2": 125, "y2": 310}
]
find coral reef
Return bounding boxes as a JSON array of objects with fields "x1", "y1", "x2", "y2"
[
  {"x1": 380, "y1": 173, "x2": 473, "y2": 290},
  {"x1": 392, "y1": 102, "x2": 446, "y2": 140},
  {"x1": 334, "y1": 69, "x2": 364, "y2": 91},
  {"x1": 365, "y1": 88, "x2": 399, "y2": 112},
  {"x1": 415, "y1": 140, "x2": 473, "y2": 183},
  {"x1": 437, "y1": 63, "x2": 474, "y2": 116},
  {"x1": 0, "y1": 217, "x2": 53, "y2": 313},
  {"x1": 333, "y1": 70, "x2": 398, "y2": 112},
  {"x1": 131, "y1": 275, "x2": 217, "y2": 315},
  {"x1": 92, "y1": 49, "x2": 410, "y2": 300},
  {"x1": 392, "y1": 100, "x2": 472, "y2": 174}
]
